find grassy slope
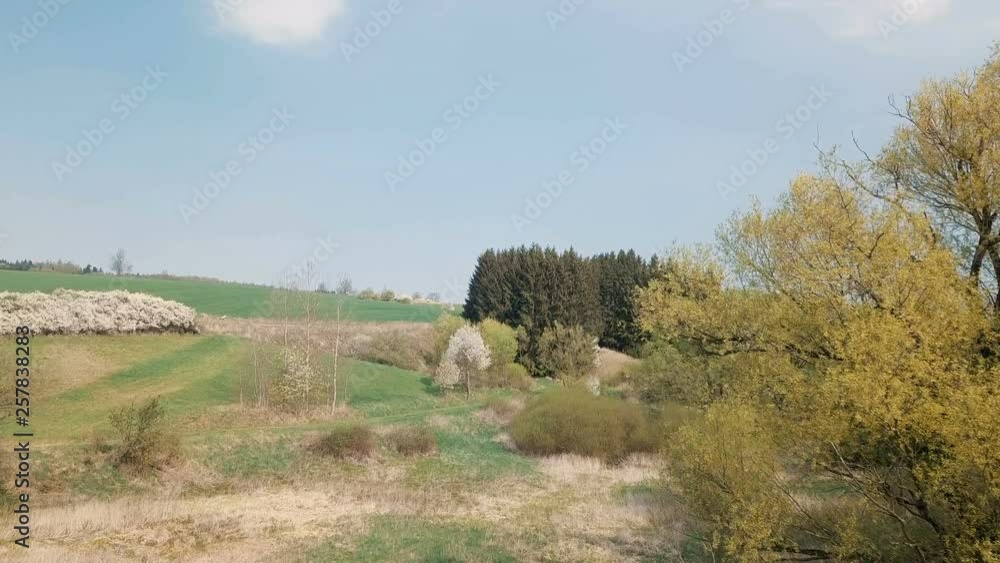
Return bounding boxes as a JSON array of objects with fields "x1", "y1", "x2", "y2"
[
  {"x1": 0, "y1": 270, "x2": 444, "y2": 322},
  {"x1": 0, "y1": 335, "x2": 670, "y2": 561},
  {"x1": 1, "y1": 335, "x2": 476, "y2": 438}
]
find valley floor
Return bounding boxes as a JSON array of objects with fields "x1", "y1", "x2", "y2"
[{"x1": 0, "y1": 334, "x2": 678, "y2": 562}]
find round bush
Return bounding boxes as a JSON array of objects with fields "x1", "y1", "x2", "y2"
[
  {"x1": 309, "y1": 425, "x2": 376, "y2": 459},
  {"x1": 511, "y1": 386, "x2": 655, "y2": 463},
  {"x1": 503, "y1": 362, "x2": 533, "y2": 391},
  {"x1": 385, "y1": 427, "x2": 437, "y2": 456}
]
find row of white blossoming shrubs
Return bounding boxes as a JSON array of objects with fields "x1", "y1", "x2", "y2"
[{"x1": 0, "y1": 290, "x2": 198, "y2": 335}]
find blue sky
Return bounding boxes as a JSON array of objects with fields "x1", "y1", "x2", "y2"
[{"x1": 1, "y1": 0, "x2": 998, "y2": 300}]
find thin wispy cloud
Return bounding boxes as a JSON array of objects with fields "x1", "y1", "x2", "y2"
[
  {"x1": 215, "y1": 0, "x2": 347, "y2": 46},
  {"x1": 765, "y1": 0, "x2": 952, "y2": 38}
]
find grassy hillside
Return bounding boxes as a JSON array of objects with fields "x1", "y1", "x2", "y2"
[
  {"x1": 0, "y1": 334, "x2": 666, "y2": 561},
  {"x1": 0, "y1": 270, "x2": 445, "y2": 322},
  {"x1": 0, "y1": 334, "x2": 475, "y2": 439}
]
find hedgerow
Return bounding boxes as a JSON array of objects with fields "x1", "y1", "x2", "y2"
[{"x1": 0, "y1": 289, "x2": 197, "y2": 335}]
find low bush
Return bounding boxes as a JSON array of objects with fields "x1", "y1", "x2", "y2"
[
  {"x1": 535, "y1": 323, "x2": 598, "y2": 380},
  {"x1": 511, "y1": 387, "x2": 656, "y2": 463},
  {"x1": 503, "y1": 362, "x2": 533, "y2": 391},
  {"x1": 479, "y1": 319, "x2": 517, "y2": 385},
  {"x1": 0, "y1": 289, "x2": 197, "y2": 335},
  {"x1": 385, "y1": 427, "x2": 437, "y2": 456},
  {"x1": 308, "y1": 425, "x2": 376, "y2": 459},
  {"x1": 108, "y1": 397, "x2": 180, "y2": 472}
]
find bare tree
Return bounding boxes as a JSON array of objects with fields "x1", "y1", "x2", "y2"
[
  {"x1": 298, "y1": 263, "x2": 320, "y2": 409},
  {"x1": 335, "y1": 274, "x2": 354, "y2": 296},
  {"x1": 109, "y1": 248, "x2": 132, "y2": 276},
  {"x1": 330, "y1": 302, "x2": 343, "y2": 414}
]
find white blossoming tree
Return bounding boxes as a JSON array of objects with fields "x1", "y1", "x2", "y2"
[
  {"x1": 436, "y1": 325, "x2": 491, "y2": 400},
  {"x1": 0, "y1": 290, "x2": 196, "y2": 335}
]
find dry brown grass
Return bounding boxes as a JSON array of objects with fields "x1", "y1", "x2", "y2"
[
  {"x1": 539, "y1": 454, "x2": 658, "y2": 484},
  {"x1": 595, "y1": 347, "x2": 640, "y2": 383},
  {"x1": 476, "y1": 396, "x2": 525, "y2": 426},
  {"x1": 383, "y1": 427, "x2": 437, "y2": 457},
  {"x1": 199, "y1": 316, "x2": 433, "y2": 363},
  {"x1": 0, "y1": 451, "x2": 675, "y2": 562},
  {"x1": 515, "y1": 454, "x2": 676, "y2": 561}
]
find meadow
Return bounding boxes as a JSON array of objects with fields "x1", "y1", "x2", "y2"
[
  {"x1": 0, "y1": 270, "x2": 445, "y2": 322},
  {"x1": 0, "y1": 333, "x2": 671, "y2": 562}
]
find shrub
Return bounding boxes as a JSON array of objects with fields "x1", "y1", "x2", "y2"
[
  {"x1": 630, "y1": 341, "x2": 721, "y2": 406},
  {"x1": 511, "y1": 387, "x2": 655, "y2": 463},
  {"x1": 378, "y1": 289, "x2": 395, "y2": 302},
  {"x1": 270, "y1": 348, "x2": 324, "y2": 412},
  {"x1": 480, "y1": 319, "x2": 517, "y2": 364},
  {"x1": 479, "y1": 319, "x2": 518, "y2": 387},
  {"x1": 308, "y1": 425, "x2": 376, "y2": 459},
  {"x1": 108, "y1": 397, "x2": 179, "y2": 472},
  {"x1": 503, "y1": 362, "x2": 534, "y2": 391},
  {"x1": 535, "y1": 323, "x2": 598, "y2": 380},
  {"x1": 358, "y1": 288, "x2": 378, "y2": 300},
  {"x1": 0, "y1": 290, "x2": 197, "y2": 335},
  {"x1": 385, "y1": 427, "x2": 437, "y2": 456}
]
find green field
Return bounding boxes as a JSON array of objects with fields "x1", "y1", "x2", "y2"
[{"x1": 0, "y1": 270, "x2": 445, "y2": 322}]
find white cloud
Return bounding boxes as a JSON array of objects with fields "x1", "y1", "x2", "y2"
[
  {"x1": 765, "y1": 0, "x2": 952, "y2": 38},
  {"x1": 215, "y1": 0, "x2": 347, "y2": 45}
]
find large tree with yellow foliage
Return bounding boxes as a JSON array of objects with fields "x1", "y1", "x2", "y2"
[
  {"x1": 837, "y1": 47, "x2": 1000, "y2": 311},
  {"x1": 641, "y1": 172, "x2": 1000, "y2": 561}
]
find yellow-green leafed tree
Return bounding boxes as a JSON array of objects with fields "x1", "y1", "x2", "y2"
[
  {"x1": 842, "y1": 48, "x2": 1000, "y2": 312},
  {"x1": 642, "y1": 173, "x2": 1000, "y2": 562}
]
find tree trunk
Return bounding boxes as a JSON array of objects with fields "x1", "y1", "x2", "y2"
[
  {"x1": 970, "y1": 235, "x2": 989, "y2": 282},
  {"x1": 988, "y1": 245, "x2": 1000, "y2": 314},
  {"x1": 331, "y1": 304, "x2": 341, "y2": 415}
]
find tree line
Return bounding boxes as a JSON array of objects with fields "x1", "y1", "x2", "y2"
[
  {"x1": 0, "y1": 258, "x2": 104, "y2": 274},
  {"x1": 463, "y1": 245, "x2": 657, "y2": 372}
]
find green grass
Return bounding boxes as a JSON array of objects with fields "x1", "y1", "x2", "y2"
[
  {"x1": 210, "y1": 439, "x2": 298, "y2": 479},
  {"x1": 1, "y1": 335, "x2": 246, "y2": 438},
  {"x1": 303, "y1": 516, "x2": 519, "y2": 563},
  {"x1": 344, "y1": 358, "x2": 444, "y2": 417},
  {"x1": 0, "y1": 269, "x2": 445, "y2": 322},
  {"x1": 10, "y1": 334, "x2": 505, "y2": 439},
  {"x1": 409, "y1": 420, "x2": 536, "y2": 485}
]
